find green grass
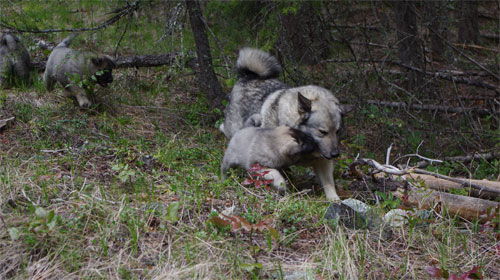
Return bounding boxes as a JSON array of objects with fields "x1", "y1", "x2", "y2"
[{"x1": 1, "y1": 1, "x2": 500, "y2": 279}]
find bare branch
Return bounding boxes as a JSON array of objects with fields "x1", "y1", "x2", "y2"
[{"x1": 0, "y1": 1, "x2": 139, "y2": 34}]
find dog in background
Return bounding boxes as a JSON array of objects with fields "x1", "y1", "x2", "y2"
[
  {"x1": 0, "y1": 32, "x2": 32, "y2": 87},
  {"x1": 43, "y1": 34, "x2": 116, "y2": 108},
  {"x1": 221, "y1": 125, "x2": 316, "y2": 189},
  {"x1": 221, "y1": 48, "x2": 344, "y2": 201}
]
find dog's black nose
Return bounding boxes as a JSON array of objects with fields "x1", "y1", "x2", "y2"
[{"x1": 321, "y1": 151, "x2": 340, "y2": 159}]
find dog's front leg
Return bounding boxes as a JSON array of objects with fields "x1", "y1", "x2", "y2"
[
  {"x1": 67, "y1": 85, "x2": 91, "y2": 108},
  {"x1": 313, "y1": 158, "x2": 340, "y2": 202}
]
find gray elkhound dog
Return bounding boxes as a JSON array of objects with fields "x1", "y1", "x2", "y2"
[
  {"x1": 220, "y1": 48, "x2": 344, "y2": 201},
  {"x1": 43, "y1": 34, "x2": 115, "y2": 107},
  {"x1": 0, "y1": 33, "x2": 31, "y2": 87},
  {"x1": 221, "y1": 126, "x2": 315, "y2": 188}
]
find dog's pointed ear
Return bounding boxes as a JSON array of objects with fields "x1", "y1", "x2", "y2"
[
  {"x1": 297, "y1": 92, "x2": 311, "y2": 115},
  {"x1": 91, "y1": 56, "x2": 116, "y2": 69}
]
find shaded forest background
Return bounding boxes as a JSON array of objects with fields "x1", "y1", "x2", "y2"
[
  {"x1": 2, "y1": 1, "x2": 498, "y2": 173},
  {"x1": 1, "y1": 1, "x2": 499, "y2": 279}
]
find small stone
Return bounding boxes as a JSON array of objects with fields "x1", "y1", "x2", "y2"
[{"x1": 384, "y1": 209, "x2": 409, "y2": 227}]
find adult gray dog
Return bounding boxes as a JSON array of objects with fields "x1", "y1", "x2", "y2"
[
  {"x1": 43, "y1": 34, "x2": 115, "y2": 107},
  {"x1": 0, "y1": 32, "x2": 31, "y2": 87},
  {"x1": 221, "y1": 125, "x2": 316, "y2": 187},
  {"x1": 220, "y1": 48, "x2": 344, "y2": 201}
]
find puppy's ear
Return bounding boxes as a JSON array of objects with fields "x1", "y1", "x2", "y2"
[
  {"x1": 2, "y1": 34, "x2": 17, "y2": 50},
  {"x1": 297, "y1": 92, "x2": 311, "y2": 115},
  {"x1": 91, "y1": 55, "x2": 116, "y2": 69}
]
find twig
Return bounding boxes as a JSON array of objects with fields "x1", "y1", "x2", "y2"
[
  {"x1": 393, "y1": 154, "x2": 443, "y2": 166},
  {"x1": 40, "y1": 149, "x2": 67, "y2": 154},
  {"x1": 350, "y1": 158, "x2": 413, "y2": 176},
  {"x1": 114, "y1": 13, "x2": 132, "y2": 57}
]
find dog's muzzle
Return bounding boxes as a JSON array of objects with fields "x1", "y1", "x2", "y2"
[{"x1": 321, "y1": 151, "x2": 340, "y2": 160}]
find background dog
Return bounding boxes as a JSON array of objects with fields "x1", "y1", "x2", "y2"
[
  {"x1": 43, "y1": 34, "x2": 115, "y2": 108},
  {"x1": 221, "y1": 48, "x2": 344, "y2": 201},
  {"x1": 0, "y1": 33, "x2": 31, "y2": 87},
  {"x1": 221, "y1": 126, "x2": 315, "y2": 190}
]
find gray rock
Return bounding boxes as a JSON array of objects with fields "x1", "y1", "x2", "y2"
[{"x1": 324, "y1": 199, "x2": 393, "y2": 240}]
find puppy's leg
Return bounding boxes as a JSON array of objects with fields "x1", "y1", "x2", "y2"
[
  {"x1": 262, "y1": 168, "x2": 287, "y2": 193},
  {"x1": 67, "y1": 85, "x2": 91, "y2": 108},
  {"x1": 43, "y1": 72, "x2": 56, "y2": 91},
  {"x1": 313, "y1": 158, "x2": 340, "y2": 202},
  {"x1": 220, "y1": 161, "x2": 229, "y2": 181}
]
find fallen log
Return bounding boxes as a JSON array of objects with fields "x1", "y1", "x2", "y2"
[
  {"x1": 403, "y1": 173, "x2": 500, "y2": 200},
  {"x1": 32, "y1": 52, "x2": 188, "y2": 72},
  {"x1": 393, "y1": 187, "x2": 499, "y2": 221},
  {"x1": 412, "y1": 168, "x2": 500, "y2": 196},
  {"x1": 366, "y1": 100, "x2": 494, "y2": 117}
]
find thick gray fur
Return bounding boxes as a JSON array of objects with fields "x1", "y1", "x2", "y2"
[
  {"x1": 0, "y1": 33, "x2": 32, "y2": 87},
  {"x1": 221, "y1": 126, "x2": 315, "y2": 185},
  {"x1": 220, "y1": 48, "x2": 288, "y2": 139},
  {"x1": 43, "y1": 34, "x2": 116, "y2": 108},
  {"x1": 220, "y1": 48, "x2": 345, "y2": 201}
]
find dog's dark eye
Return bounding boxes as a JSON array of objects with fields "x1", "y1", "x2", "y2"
[{"x1": 319, "y1": 129, "x2": 328, "y2": 135}]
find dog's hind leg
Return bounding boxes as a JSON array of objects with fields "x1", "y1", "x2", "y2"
[{"x1": 313, "y1": 158, "x2": 340, "y2": 202}]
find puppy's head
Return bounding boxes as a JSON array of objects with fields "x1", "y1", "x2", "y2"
[
  {"x1": 0, "y1": 33, "x2": 20, "y2": 53},
  {"x1": 289, "y1": 127, "x2": 316, "y2": 156},
  {"x1": 91, "y1": 55, "x2": 115, "y2": 87},
  {"x1": 296, "y1": 93, "x2": 344, "y2": 159}
]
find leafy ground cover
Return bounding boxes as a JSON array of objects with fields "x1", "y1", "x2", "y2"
[
  {"x1": 1, "y1": 1, "x2": 499, "y2": 279},
  {"x1": 1, "y1": 65, "x2": 499, "y2": 279}
]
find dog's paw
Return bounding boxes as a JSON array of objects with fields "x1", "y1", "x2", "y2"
[
  {"x1": 323, "y1": 185, "x2": 341, "y2": 202},
  {"x1": 76, "y1": 94, "x2": 92, "y2": 108}
]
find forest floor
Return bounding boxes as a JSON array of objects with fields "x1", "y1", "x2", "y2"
[{"x1": 1, "y1": 65, "x2": 499, "y2": 279}]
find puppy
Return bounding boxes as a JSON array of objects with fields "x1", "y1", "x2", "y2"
[
  {"x1": 43, "y1": 34, "x2": 115, "y2": 107},
  {"x1": 0, "y1": 33, "x2": 31, "y2": 87},
  {"x1": 221, "y1": 126, "x2": 315, "y2": 190}
]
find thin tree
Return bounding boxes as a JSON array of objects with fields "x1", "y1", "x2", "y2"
[
  {"x1": 457, "y1": 0, "x2": 479, "y2": 44},
  {"x1": 185, "y1": 0, "x2": 223, "y2": 111},
  {"x1": 393, "y1": 1, "x2": 423, "y2": 90}
]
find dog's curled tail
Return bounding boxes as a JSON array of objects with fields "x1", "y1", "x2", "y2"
[
  {"x1": 56, "y1": 33, "x2": 79, "y2": 48},
  {"x1": 236, "y1": 48, "x2": 281, "y2": 80}
]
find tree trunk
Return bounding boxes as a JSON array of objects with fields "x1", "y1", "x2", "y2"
[
  {"x1": 458, "y1": 0, "x2": 479, "y2": 44},
  {"x1": 279, "y1": 2, "x2": 330, "y2": 65},
  {"x1": 185, "y1": 0, "x2": 223, "y2": 111},
  {"x1": 393, "y1": 1, "x2": 423, "y2": 90},
  {"x1": 423, "y1": 1, "x2": 449, "y2": 61}
]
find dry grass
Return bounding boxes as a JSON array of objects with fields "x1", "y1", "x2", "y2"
[{"x1": 0, "y1": 64, "x2": 498, "y2": 279}]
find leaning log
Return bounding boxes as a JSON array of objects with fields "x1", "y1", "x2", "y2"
[
  {"x1": 403, "y1": 173, "x2": 500, "y2": 200},
  {"x1": 393, "y1": 188, "x2": 499, "y2": 221}
]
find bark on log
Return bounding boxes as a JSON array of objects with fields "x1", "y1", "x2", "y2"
[
  {"x1": 403, "y1": 173, "x2": 500, "y2": 200},
  {"x1": 393, "y1": 187, "x2": 499, "y2": 221},
  {"x1": 32, "y1": 53, "x2": 188, "y2": 72},
  {"x1": 114, "y1": 53, "x2": 181, "y2": 69},
  {"x1": 366, "y1": 100, "x2": 494, "y2": 117}
]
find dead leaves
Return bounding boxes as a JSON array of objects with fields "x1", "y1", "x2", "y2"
[{"x1": 209, "y1": 213, "x2": 279, "y2": 241}]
